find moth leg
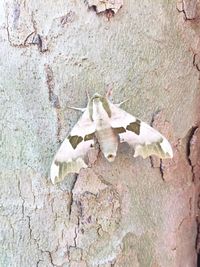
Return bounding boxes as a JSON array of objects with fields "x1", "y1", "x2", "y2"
[
  {"x1": 66, "y1": 106, "x2": 86, "y2": 112},
  {"x1": 115, "y1": 98, "x2": 130, "y2": 107}
]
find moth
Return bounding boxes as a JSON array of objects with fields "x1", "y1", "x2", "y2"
[{"x1": 50, "y1": 93, "x2": 173, "y2": 184}]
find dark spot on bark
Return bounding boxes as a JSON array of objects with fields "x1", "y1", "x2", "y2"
[
  {"x1": 45, "y1": 64, "x2": 60, "y2": 109},
  {"x1": 87, "y1": 216, "x2": 92, "y2": 223},
  {"x1": 13, "y1": 2, "x2": 20, "y2": 27},
  {"x1": 45, "y1": 64, "x2": 61, "y2": 142},
  {"x1": 60, "y1": 11, "x2": 75, "y2": 26},
  {"x1": 32, "y1": 34, "x2": 43, "y2": 51}
]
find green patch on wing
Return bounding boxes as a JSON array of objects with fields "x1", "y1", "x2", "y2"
[
  {"x1": 68, "y1": 135, "x2": 83, "y2": 149},
  {"x1": 84, "y1": 132, "x2": 95, "y2": 141},
  {"x1": 54, "y1": 158, "x2": 87, "y2": 183},
  {"x1": 113, "y1": 127, "x2": 126, "y2": 134},
  {"x1": 101, "y1": 97, "x2": 111, "y2": 118},
  {"x1": 134, "y1": 139, "x2": 171, "y2": 159},
  {"x1": 126, "y1": 120, "x2": 141, "y2": 135}
]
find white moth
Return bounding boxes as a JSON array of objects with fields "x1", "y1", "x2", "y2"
[{"x1": 50, "y1": 93, "x2": 173, "y2": 184}]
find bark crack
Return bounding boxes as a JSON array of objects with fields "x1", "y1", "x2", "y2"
[
  {"x1": 17, "y1": 179, "x2": 25, "y2": 217},
  {"x1": 193, "y1": 54, "x2": 200, "y2": 72},
  {"x1": 45, "y1": 64, "x2": 60, "y2": 109},
  {"x1": 68, "y1": 174, "x2": 78, "y2": 219},
  {"x1": 27, "y1": 215, "x2": 32, "y2": 240},
  {"x1": 39, "y1": 250, "x2": 56, "y2": 267},
  {"x1": 73, "y1": 227, "x2": 78, "y2": 247},
  {"x1": 44, "y1": 64, "x2": 61, "y2": 143},
  {"x1": 159, "y1": 159, "x2": 164, "y2": 180},
  {"x1": 186, "y1": 126, "x2": 198, "y2": 181},
  {"x1": 45, "y1": 250, "x2": 55, "y2": 267},
  {"x1": 5, "y1": 12, "x2": 27, "y2": 48},
  {"x1": 176, "y1": 0, "x2": 197, "y2": 20},
  {"x1": 196, "y1": 215, "x2": 200, "y2": 252},
  {"x1": 36, "y1": 259, "x2": 43, "y2": 267},
  {"x1": 5, "y1": 7, "x2": 48, "y2": 52}
]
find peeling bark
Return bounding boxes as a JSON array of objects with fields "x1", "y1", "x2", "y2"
[
  {"x1": 0, "y1": 0, "x2": 200, "y2": 267},
  {"x1": 86, "y1": 0, "x2": 123, "y2": 15}
]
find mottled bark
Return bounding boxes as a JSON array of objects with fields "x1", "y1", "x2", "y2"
[{"x1": 0, "y1": 0, "x2": 200, "y2": 267}]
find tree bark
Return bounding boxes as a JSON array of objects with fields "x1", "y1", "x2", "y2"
[{"x1": 0, "y1": 0, "x2": 199, "y2": 266}]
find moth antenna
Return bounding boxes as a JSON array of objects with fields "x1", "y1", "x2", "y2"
[
  {"x1": 66, "y1": 106, "x2": 86, "y2": 112},
  {"x1": 105, "y1": 85, "x2": 113, "y2": 99},
  {"x1": 85, "y1": 89, "x2": 90, "y2": 101}
]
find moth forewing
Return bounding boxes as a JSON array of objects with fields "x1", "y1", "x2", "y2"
[{"x1": 50, "y1": 108, "x2": 95, "y2": 184}]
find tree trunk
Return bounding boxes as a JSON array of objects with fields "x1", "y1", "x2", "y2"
[{"x1": 0, "y1": 1, "x2": 199, "y2": 266}]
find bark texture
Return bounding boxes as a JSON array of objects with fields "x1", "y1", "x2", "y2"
[{"x1": 0, "y1": 0, "x2": 200, "y2": 266}]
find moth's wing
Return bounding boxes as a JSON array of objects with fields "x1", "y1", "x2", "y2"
[
  {"x1": 50, "y1": 109, "x2": 95, "y2": 184},
  {"x1": 109, "y1": 103, "x2": 173, "y2": 159}
]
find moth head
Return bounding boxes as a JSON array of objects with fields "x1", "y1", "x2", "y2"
[
  {"x1": 91, "y1": 93, "x2": 102, "y2": 104},
  {"x1": 92, "y1": 93, "x2": 102, "y2": 99},
  {"x1": 104, "y1": 152, "x2": 116, "y2": 162},
  {"x1": 89, "y1": 93, "x2": 112, "y2": 120}
]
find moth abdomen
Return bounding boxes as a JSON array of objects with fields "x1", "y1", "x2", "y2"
[{"x1": 96, "y1": 127, "x2": 118, "y2": 162}]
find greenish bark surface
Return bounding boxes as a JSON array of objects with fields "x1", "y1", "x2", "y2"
[{"x1": 0, "y1": 0, "x2": 199, "y2": 266}]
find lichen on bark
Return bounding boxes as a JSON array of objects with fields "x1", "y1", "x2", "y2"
[{"x1": 0, "y1": 0, "x2": 199, "y2": 266}]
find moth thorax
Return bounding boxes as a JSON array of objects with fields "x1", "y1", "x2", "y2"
[{"x1": 92, "y1": 99, "x2": 110, "y2": 122}]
